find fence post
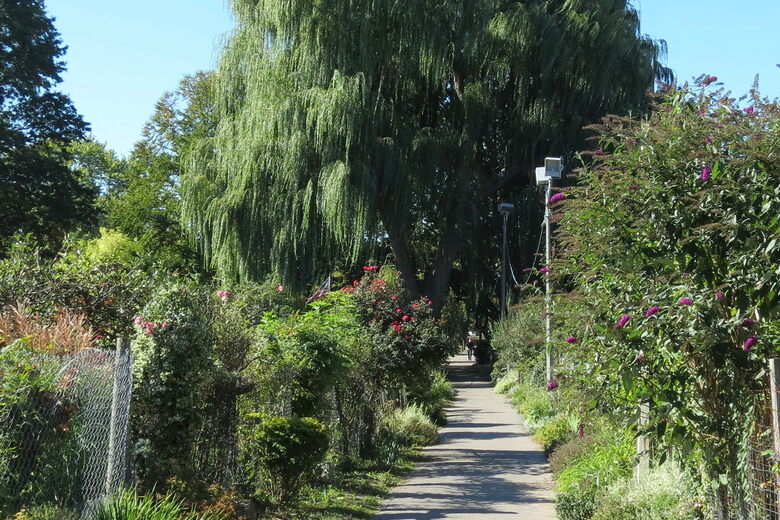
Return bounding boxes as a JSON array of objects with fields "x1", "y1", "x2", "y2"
[
  {"x1": 105, "y1": 338, "x2": 132, "y2": 496},
  {"x1": 769, "y1": 358, "x2": 780, "y2": 511},
  {"x1": 635, "y1": 400, "x2": 650, "y2": 481}
]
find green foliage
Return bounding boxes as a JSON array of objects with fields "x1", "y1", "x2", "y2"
[
  {"x1": 532, "y1": 412, "x2": 578, "y2": 456},
  {"x1": 242, "y1": 416, "x2": 329, "y2": 504},
  {"x1": 551, "y1": 426, "x2": 635, "y2": 520},
  {"x1": 407, "y1": 370, "x2": 455, "y2": 424},
  {"x1": 0, "y1": 342, "x2": 82, "y2": 516},
  {"x1": 348, "y1": 266, "x2": 456, "y2": 381},
  {"x1": 255, "y1": 295, "x2": 355, "y2": 418},
  {"x1": 0, "y1": 0, "x2": 94, "y2": 248},
  {"x1": 7, "y1": 503, "x2": 77, "y2": 520},
  {"x1": 182, "y1": 0, "x2": 670, "y2": 314},
  {"x1": 83, "y1": 228, "x2": 146, "y2": 266},
  {"x1": 92, "y1": 488, "x2": 226, "y2": 520},
  {"x1": 556, "y1": 83, "x2": 780, "y2": 510},
  {"x1": 493, "y1": 370, "x2": 518, "y2": 394},
  {"x1": 590, "y1": 462, "x2": 709, "y2": 520},
  {"x1": 510, "y1": 383, "x2": 555, "y2": 432},
  {"x1": 376, "y1": 404, "x2": 439, "y2": 464},
  {"x1": 131, "y1": 283, "x2": 214, "y2": 488},
  {"x1": 556, "y1": 488, "x2": 598, "y2": 520},
  {"x1": 0, "y1": 235, "x2": 155, "y2": 341}
]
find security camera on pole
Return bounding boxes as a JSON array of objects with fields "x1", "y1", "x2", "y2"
[{"x1": 535, "y1": 157, "x2": 563, "y2": 383}]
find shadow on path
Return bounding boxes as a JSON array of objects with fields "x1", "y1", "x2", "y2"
[{"x1": 374, "y1": 355, "x2": 558, "y2": 519}]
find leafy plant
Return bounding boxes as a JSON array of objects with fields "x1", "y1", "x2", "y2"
[
  {"x1": 556, "y1": 82, "x2": 780, "y2": 511},
  {"x1": 92, "y1": 488, "x2": 226, "y2": 520},
  {"x1": 407, "y1": 369, "x2": 455, "y2": 424},
  {"x1": 532, "y1": 412, "x2": 578, "y2": 456},
  {"x1": 374, "y1": 404, "x2": 438, "y2": 466},
  {"x1": 242, "y1": 416, "x2": 329, "y2": 504},
  {"x1": 590, "y1": 462, "x2": 709, "y2": 520},
  {"x1": 131, "y1": 283, "x2": 214, "y2": 489}
]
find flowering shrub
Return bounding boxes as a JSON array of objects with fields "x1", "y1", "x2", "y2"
[
  {"x1": 556, "y1": 81, "x2": 780, "y2": 511},
  {"x1": 131, "y1": 283, "x2": 213, "y2": 488},
  {"x1": 348, "y1": 266, "x2": 456, "y2": 382}
]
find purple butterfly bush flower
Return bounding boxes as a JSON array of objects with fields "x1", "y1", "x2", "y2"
[
  {"x1": 547, "y1": 380, "x2": 559, "y2": 391},
  {"x1": 703, "y1": 75, "x2": 718, "y2": 86},
  {"x1": 538, "y1": 267, "x2": 550, "y2": 274},
  {"x1": 677, "y1": 297, "x2": 694, "y2": 306},
  {"x1": 644, "y1": 306, "x2": 660, "y2": 317},
  {"x1": 715, "y1": 290, "x2": 725, "y2": 301},
  {"x1": 743, "y1": 106, "x2": 754, "y2": 114},
  {"x1": 565, "y1": 336, "x2": 578, "y2": 344},
  {"x1": 634, "y1": 350, "x2": 646, "y2": 363},
  {"x1": 550, "y1": 192, "x2": 565, "y2": 203},
  {"x1": 616, "y1": 314, "x2": 632, "y2": 328},
  {"x1": 743, "y1": 337, "x2": 757, "y2": 351},
  {"x1": 741, "y1": 318, "x2": 756, "y2": 328},
  {"x1": 700, "y1": 164, "x2": 712, "y2": 182}
]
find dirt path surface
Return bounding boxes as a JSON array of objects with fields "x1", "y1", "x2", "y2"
[{"x1": 374, "y1": 355, "x2": 558, "y2": 519}]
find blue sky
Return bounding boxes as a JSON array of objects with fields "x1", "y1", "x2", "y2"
[{"x1": 47, "y1": 1, "x2": 780, "y2": 157}]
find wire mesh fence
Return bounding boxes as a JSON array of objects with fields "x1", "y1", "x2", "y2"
[
  {"x1": 0, "y1": 340, "x2": 132, "y2": 518},
  {"x1": 743, "y1": 382, "x2": 780, "y2": 520}
]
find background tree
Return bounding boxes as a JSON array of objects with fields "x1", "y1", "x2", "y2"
[
  {"x1": 69, "y1": 74, "x2": 213, "y2": 271},
  {"x1": 183, "y1": 0, "x2": 672, "y2": 318},
  {"x1": 0, "y1": 0, "x2": 93, "y2": 248}
]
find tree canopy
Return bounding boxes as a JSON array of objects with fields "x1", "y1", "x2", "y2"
[
  {"x1": 182, "y1": 0, "x2": 672, "y2": 314},
  {"x1": 0, "y1": 0, "x2": 93, "y2": 247}
]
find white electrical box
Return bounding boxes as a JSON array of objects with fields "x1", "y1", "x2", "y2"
[{"x1": 535, "y1": 157, "x2": 563, "y2": 185}]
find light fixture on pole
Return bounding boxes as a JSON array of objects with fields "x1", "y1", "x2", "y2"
[
  {"x1": 536, "y1": 157, "x2": 563, "y2": 383},
  {"x1": 497, "y1": 202, "x2": 514, "y2": 322}
]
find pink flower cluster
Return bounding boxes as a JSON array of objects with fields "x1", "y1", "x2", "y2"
[
  {"x1": 134, "y1": 315, "x2": 170, "y2": 336},
  {"x1": 362, "y1": 265, "x2": 379, "y2": 271},
  {"x1": 700, "y1": 164, "x2": 712, "y2": 182},
  {"x1": 702, "y1": 75, "x2": 718, "y2": 86},
  {"x1": 216, "y1": 290, "x2": 230, "y2": 301},
  {"x1": 550, "y1": 192, "x2": 565, "y2": 203}
]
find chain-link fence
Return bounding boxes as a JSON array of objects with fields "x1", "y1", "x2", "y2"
[
  {"x1": 743, "y1": 381, "x2": 780, "y2": 520},
  {"x1": 0, "y1": 340, "x2": 132, "y2": 518}
]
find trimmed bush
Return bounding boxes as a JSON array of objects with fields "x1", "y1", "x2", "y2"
[{"x1": 243, "y1": 416, "x2": 329, "y2": 504}]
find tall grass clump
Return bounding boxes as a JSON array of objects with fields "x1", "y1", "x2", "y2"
[
  {"x1": 590, "y1": 461, "x2": 709, "y2": 519},
  {"x1": 93, "y1": 488, "x2": 226, "y2": 520}
]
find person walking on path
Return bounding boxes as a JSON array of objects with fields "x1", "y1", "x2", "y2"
[{"x1": 374, "y1": 354, "x2": 557, "y2": 519}]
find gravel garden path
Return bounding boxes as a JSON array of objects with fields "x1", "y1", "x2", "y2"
[{"x1": 374, "y1": 354, "x2": 558, "y2": 519}]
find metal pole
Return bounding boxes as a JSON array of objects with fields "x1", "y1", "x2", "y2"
[
  {"x1": 501, "y1": 211, "x2": 508, "y2": 321},
  {"x1": 545, "y1": 180, "x2": 553, "y2": 382},
  {"x1": 106, "y1": 337, "x2": 131, "y2": 495}
]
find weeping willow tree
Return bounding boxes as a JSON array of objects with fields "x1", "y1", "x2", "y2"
[{"x1": 182, "y1": 0, "x2": 672, "y2": 313}]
